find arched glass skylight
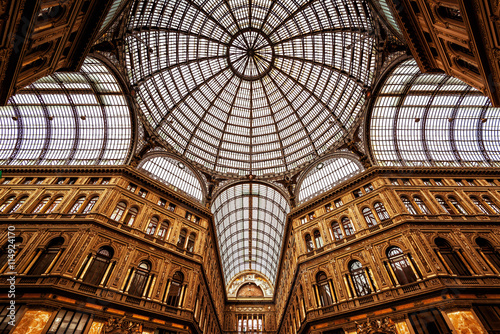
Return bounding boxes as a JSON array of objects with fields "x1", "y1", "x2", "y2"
[
  {"x1": 0, "y1": 57, "x2": 132, "y2": 166},
  {"x1": 138, "y1": 155, "x2": 204, "y2": 202},
  {"x1": 298, "y1": 156, "x2": 363, "y2": 203},
  {"x1": 211, "y1": 183, "x2": 290, "y2": 286},
  {"x1": 376, "y1": 0, "x2": 402, "y2": 35},
  {"x1": 370, "y1": 59, "x2": 500, "y2": 167},
  {"x1": 125, "y1": 0, "x2": 377, "y2": 177},
  {"x1": 100, "y1": 0, "x2": 127, "y2": 33}
]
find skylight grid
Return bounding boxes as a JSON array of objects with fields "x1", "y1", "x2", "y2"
[
  {"x1": 126, "y1": 0, "x2": 376, "y2": 176},
  {"x1": 298, "y1": 156, "x2": 363, "y2": 202},
  {"x1": 139, "y1": 155, "x2": 204, "y2": 202},
  {"x1": 370, "y1": 59, "x2": 500, "y2": 167},
  {"x1": 212, "y1": 183, "x2": 289, "y2": 286},
  {"x1": 0, "y1": 57, "x2": 132, "y2": 166}
]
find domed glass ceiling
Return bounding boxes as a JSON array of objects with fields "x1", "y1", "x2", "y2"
[{"x1": 125, "y1": 0, "x2": 377, "y2": 177}]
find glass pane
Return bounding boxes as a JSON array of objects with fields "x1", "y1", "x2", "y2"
[
  {"x1": 0, "y1": 58, "x2": 132, "y2": 166},
  {"x1": 125, "y1": 0, "x2": 377, "y2": 176}
]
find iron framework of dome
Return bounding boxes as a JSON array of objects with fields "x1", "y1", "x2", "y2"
[
  {"x1": 125, "y1": 0, "x2": 377, "y2": 178},
  {"x1": 211, "y1": 182, "x2": 290, "y2": 285},
  {"x1": 0, "y1": 57, "x2": 133, "y2": 166},
  {"x1": 369, "y1": 59, "x2": 500, "y2": 167}
]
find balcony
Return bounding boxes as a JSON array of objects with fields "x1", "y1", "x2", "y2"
[
  {"x1": 0, "y1": 274, "x2": 193, "y2": 320},
  {"x1": 303, "y1": 274, "x2": 500, "y2": 323}
]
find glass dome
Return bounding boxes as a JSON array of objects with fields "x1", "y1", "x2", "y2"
[{"x1": 125, "y1": 0, "x2": 377, "y2": 177}]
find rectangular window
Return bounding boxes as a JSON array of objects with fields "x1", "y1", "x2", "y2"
[
  {"x1": 0, "y1": 304, "x2": 19, "y2": 333},
  {"x1": 353, "y1": 189, "x2": 363, "y2": 198},
  {"x1": 408, "y1": 308, "x2": 450, "y2": 334},
  {"x1": 88, "y1": 178, "x2": 99, "y2": 185},
  {"x1": 324, "y1": 203, "x2": 332, "y2": 212},
  {"x1": 1, "y1": 178, "x2": 12, "y2": 185},
  {"x1": 138, "y1": 188, "x2": 148, "y2": 198},
  {"x1": 167, "y1": 203, "x2": 176, "y2": 212},
  {"x1": 308, "y1": 212, "x2": 315, "y2": 220},
  {"x1": 473, "y1": 305, "x2": 500, "y2": 333},
  {"x1": 334, "y1": 199, "x2": 343, "y2": 208},
  {"x1": 364, "y1": 183, "x2": 374, "y2": 193},
  {"x1": 127, "y1": 183, "x2": 137, "y2": 192},
  {"x1": 68, "y1": 177, "x2": 77, "y2": 185},
  {"x1": 185, "y1": 212, "x2": 193, "y2": 220},
  {"x1": 47, "y1": 309, "x2": 91, "y2": 334},
  {"x1": 23, "y1": 177, "x2": 34, "y2": 184},
  {"x1": 35, "y1": 178, "x2": 45, "y2": 184},
  {"x1": 390, "y1": 178, "x2": 399, "y2": 185},
  {"x1": 486, "y1": 179, "x2": 497, "y2": 186},
  {"x1": 101, "y1": 178, "x2": 110, "y2": 185},
  {"x1": 422, "y1": 179, "x2": 432, "y2": 186},
  {"x1": 194, "y1": 216, "x2": 201, "y2": 224},
  {"x1": 300, "y1": 216, "x2": 307, "y2": 224},
  {"x1": 401, "y1": 178, "x2": 411, "y2": 185},
  {"x1": 158, "y1": 198, "x2": 167, "y2": 207},
  {"x1": 56, "y1": 177, "x2": 66, "y2": 185},
  {"x1": 434, "y1": 179, "x2": 443, "y2": 186},
  {"x1": 466, "y1": 179, "x2": 476, "y2": 186},
  {"x1": 454, "y1": 179, "x2": 464, "y2": 186}
]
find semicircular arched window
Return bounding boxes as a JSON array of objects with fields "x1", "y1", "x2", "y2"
[
  {"x1": 28, "y1": 237, "x2": 64, "y2": 275},
  {"x1": 362, "y1": 207, "x2": 377, "y2": 227},
  {"x1": 435, "y1": 237, "x2": 471, "y2": 276},
  {"x1": 32, "y1": 196, "x2": 51, "y2": 213},
  {"x1": 316, "y1": 272, "x2": 334, "y2": 307},
  {"x1": 413, "y1": 196, "x2": 430, "y2": 214},
  {"x1": 0, "y1": 196, "x2": 16, "y2": 212},
  {"x1": 313, "y1": 230, "x2": 323, "y2": 248},
  {"x1": 157, "y1": 220, "x2": 169, "y2": 240},
  {"x1": 69, "y1": 196, "x2": 86, "y2": 214},
  {"x1": 387, "y1": 247, "x2": 417, "y2": 285},
  {"x1": 146, "y1": 217, "x2": 159, "y2": 235},
  {"x1": 82, "y1": 246, "x2": 114, "y2": 286},
  {"x1": 138, "y1": 155, "x2": 204, "y2": 203},
  {"x1": 349, "y1": 261, "x2": 371, "y2": 297},
  {"x1": 370, "y1": 59, "x2": 500, "y2": 168},
  {"x1": 128, "y1": 260, "x2": 152, "y2": 297},
  {"x1": 111, "y1": 201, "x2": 127, "y2": 221},
  {"x1": 8, "y1": 196, "x2": 28, "y2": 213},
  {"x1": 374, "y1": 202, "x2": 390, "y2": 221},
  {"x1": 166, "y1": 271, "x2": 184, "y2": 307},
  {"x1": 297, "y1": 156, "x2": 363, "y2": 203},
  {"x1": 123, "y1": 206, "x2": 138, "y2": 226},
  {"x1": 401, "y1": 196, "x2": 417, "y2": 215},
  {"x1": 0, "y1": 57, "x2": 132, "y2": 166},
  {"x1": 331, "y1": 221, "x2": 343, "y2": 241},
  {"x1": 341, "y1": 217, "x2": 355, "y2": 236},
  {"x1": 82, "y1": 196, "x2": 99, "y2": 214},
  {"x1": 483, "y1": 196, "x2": 500, "y2": 214},
  {"x1": 476, "y1": 237, "x2": 500, "y2": 272},
  {"x1": 177, "y1": 229, "x2": 187, "y2": 248}
]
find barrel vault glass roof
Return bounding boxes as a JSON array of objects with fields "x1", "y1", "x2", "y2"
[
  {"x1": 0, "y1": 57, "x2": 133, "y2": 166},
  {"x1": 211, "y1": 183, "x2": 290, "y2": 285},
  {"x1": 125, "y1": 0, "x2": 377, "y2": 177},
  {"x1": 297, "y1": 155, "x2": 363, "y2": 204},
  {"x1": 370, "y1": 59, "x2": 500, "y2": 167}
]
